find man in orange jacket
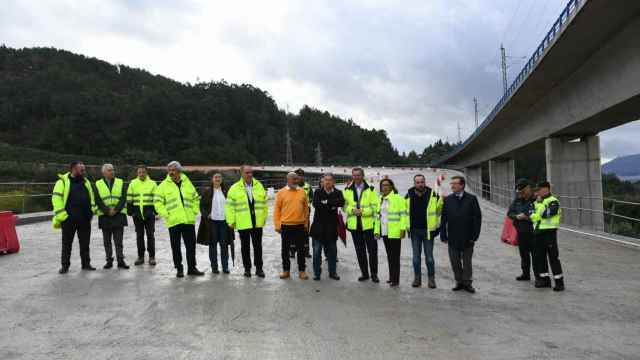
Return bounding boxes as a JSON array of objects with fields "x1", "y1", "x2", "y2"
[{"x1": 274, "y1": 172, "x2": 310, "y2": 280}]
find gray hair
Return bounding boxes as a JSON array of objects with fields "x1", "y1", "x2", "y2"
[
  {"x1": 167, "y1": 161, "x2": 182, "y2": 171},
  {"x1": 101, "y1": 163, "x2": 114, "y2": 173},
  {"x1": 286, "y1": 172, "x2": 298, "y2": 179}
]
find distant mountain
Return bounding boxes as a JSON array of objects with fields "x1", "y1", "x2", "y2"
[{"x1": 602, "y1": 154, "x2": 640, "y2": 179}]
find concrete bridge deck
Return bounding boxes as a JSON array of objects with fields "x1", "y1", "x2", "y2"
[{"x1": 1, "y1": 169, "x2": 639, "y2": 359}]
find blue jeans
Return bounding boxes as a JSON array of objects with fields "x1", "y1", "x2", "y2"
[
  {"x1": 313, "y1": 238, "x2": 337, "y2": 277},
  {"x1": 411, "y1": 228, "x2": 435, "y2": 277},
  {"x1": 208, "y1": 220, "x2": 229, "y2": 272}
]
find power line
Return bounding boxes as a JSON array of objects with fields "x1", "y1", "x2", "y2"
[
  {"x1": 501, "y1": 44, "x2": 508, "y2": 95},
  {"x1": 474, "y1": 97, "x2": 479, "y2": 129}
]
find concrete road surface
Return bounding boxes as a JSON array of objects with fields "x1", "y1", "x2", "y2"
[{"x1": 1, "y1": 168, "x2": 639, "y2": 360}]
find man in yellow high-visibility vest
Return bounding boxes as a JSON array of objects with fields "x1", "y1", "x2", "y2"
[
  {"x1": 51, "y1": 161, "x2": 98, "y2": 274},
  {"x1": 94, "y1": 163, "x2": 129, "y2": 270},
  {"x1": 154, "y1": 161, "x2": 204, "y2": 278}
]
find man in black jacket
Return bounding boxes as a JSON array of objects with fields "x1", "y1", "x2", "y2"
[
  {"x1": 440, "y1": 175, "x2": 482, "y2": 293},
  {"x1": 507, "y1": 179, "x2": 536, "y2": 281},
  {"x1": 310, "y1": 173, "x2": 345, "y2": 280}
]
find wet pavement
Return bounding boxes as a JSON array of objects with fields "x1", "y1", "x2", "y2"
[{"x1": 1, "y1": 168, "x2": 639, "y2": 359}]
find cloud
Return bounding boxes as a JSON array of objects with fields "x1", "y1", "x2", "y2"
[{"x1": 2, "y1": 0, "x2": 638, "y2": 157}]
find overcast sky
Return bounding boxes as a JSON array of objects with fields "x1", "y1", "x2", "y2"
[{"x1": 2, "y1": 0, "x2": 638, "y2": 161}]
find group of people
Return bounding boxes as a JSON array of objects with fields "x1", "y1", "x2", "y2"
[
  {"x1": 50, "y1": 160, "x2": 562, "y2": 292},
  {"x1": 508, "y1": 179, "x2": 565, "y2": 291}
]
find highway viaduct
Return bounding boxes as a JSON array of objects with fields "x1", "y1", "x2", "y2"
[{"x1": 435, "y1": 0, "x2": 640, "y2": 231}]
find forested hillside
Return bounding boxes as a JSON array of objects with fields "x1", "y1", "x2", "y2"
[{"x1": 0, "y1": 46, "x2": 403, "y2": 165}]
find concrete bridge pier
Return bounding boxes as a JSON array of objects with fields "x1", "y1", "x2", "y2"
[
  {"x1": 489, "y1": 159, "x2": 515, "y2": 208},
  {"x1": 545, "y1": 135, "x2": 605, "y2": 231}
]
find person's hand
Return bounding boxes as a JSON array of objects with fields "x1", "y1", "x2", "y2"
[
  {"x1": 108, "y1": 208, "x2": 116, "y2": 216},
  {"x1": 275, "y1": 228, "x2": 281, "y2": 234},
  {"x1": 516, "y1": 213, "x2": 526, "y2": 220},
  {"x1": 400, "y1": 230, "x2": 406, "y2": 239}
]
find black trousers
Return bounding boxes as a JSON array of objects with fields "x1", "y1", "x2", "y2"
[
  {"x1": 448, "y1": 245, "x2": 474, "y2": 285},
  {"x1": 534, "y1": 229, "x2": 563, "y2": 280},
  {"x1": 383, "y1": 236, "x2": 401, "y2": 284},
  {"x1": 168, "y1": 224, "x2": 197, "y2": 271},
  {"x1": 517, "y1": 230, "x2": 534, "y2": 277},
  {"x1": 133, "y1": 216, "x2": 155, "y2": 258},
  {"x1": 239, "y1": 227, "x2": 263, "y2": 272},
  {"x1": 61, "y1": 219, "x2": 91, "y2": 268},
  {"x1": 102, "y1": 227, "x2": 124, "y2": 261},
  {"x1": 281, "y1": 224, "x2": 306, "y2": 272},
  {"x1": 350, "y1": 229, "x2": 377, "y2": 277}
]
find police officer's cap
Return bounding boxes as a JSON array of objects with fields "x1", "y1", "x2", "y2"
[
  {"x1": 537, "y1": 181, "x2": 551, "y2": 189},
  {"x1": 515, "y1": 178, "x2": 531, "y2": 190}
]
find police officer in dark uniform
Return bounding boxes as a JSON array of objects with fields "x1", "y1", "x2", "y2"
[{"x1": 507, "y1": 179, "x2": 536, "y2": 281}]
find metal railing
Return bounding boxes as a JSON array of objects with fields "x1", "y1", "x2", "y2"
[
  {"x1": 0, "y1": 172, "x2": 349, "y2": 215},
  {"x1": 434, "y1": 0, "x2": 583, "y2": 166},
  {"x1": 466, "y1": 177, "x2": 640, "y2": 239}
]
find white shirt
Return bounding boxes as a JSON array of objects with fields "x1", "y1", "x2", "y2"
[
  {"x1": 210, "y1": 188, "x2": 226, "y2": 221},
  {"x1": 355, "y1": 182, "x2": 365, "y2": 202},
  {"x1": 245, "y1": 182, "x2": 253, "y2": 203},
  {"x1": 380, "y1": 196, "x2": 389, "y2": 236}
]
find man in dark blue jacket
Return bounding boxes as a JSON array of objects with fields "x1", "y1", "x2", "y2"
[
  {"x1": 441, "y1": 176, "x2": 482, "y2": 293},
  {"x1": 507, "y1": 179, "x2": 536, "y2": 281}
]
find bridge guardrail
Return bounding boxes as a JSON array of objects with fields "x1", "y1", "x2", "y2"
[
  {"x1": 0, "y1": 173, "x2": 349, "y2": 215},
  {"x1": 466, "y1": 177, "x2": 640, "y2": 239},
  {"x1": 434, "y1": 0, "x2": 584, "y2": 166}
]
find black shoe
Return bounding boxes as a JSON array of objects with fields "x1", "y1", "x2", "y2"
[
  {"x1": 553, "y1": 278, "x2": 565, "y2": 292},
  {"x1": 256, "y1": 269, "x2": 265, "y2": 278},
  {"x1": 535, "y1": 278, "x2": 552, "y2": 288},
  {"x1": 412, "y1": 279, "x2": 421, "y2": 288},
  {"x1": 464, "y1": 285, "x2": 476, "y2": 294},
  {"x1": 371, "y1": 275, "x2": 380, "y2": 283},
  {"x1": 305, "y1": 253, "x2": 312, "y2": 259},
  {"x1": 290, "y1": 252, "x2": 296, "y2": 258},
  {"x1": 358, "y1": 275, "x2": 370, "y2": 282},
  {"x1": 187, "y1": 268, "x2": 205, "y2": 276},
  {"x1": 313, "y1": 275, "x2": 321, "y2": 281},
  {"x1": 390, "y1": 282, "x2": 399, "y2": 288},
  {"x1": 59, "y1": 267, "x2": 69, "y2": 274},
  {"x1": 386, "y1": 279, "x2": 392, "y2": 284},
  {"x1": 117, "y1": 261, "x2": 129, "y2": 269},
  {"x1": 212, "y1": 268, "x2": 220, "y2": 274},
  {"x1": 329, "y1": 274, "x2": 340, "y2": 280},
  {"x1": 516, "y1": 274, "x2": 531, "y2": 281},
  {"x1": 223, "y1": 270, "x2": 230, "y2": 274},
  {"x1": 452, "y1": 283, "x2": 464, "y2": 291},
  {"x1": 103, "y1": 261, "x2": 113, "y2": 269},
  {"x1": 82, "y1": 265, "x2": 96, "y2": 271},
  {"x1": 176, "y1": 268, "x2": 184, "y2": 278},
  {"x1": 244, "y1": 271, "x2": 252, "y2": 278},
  {"x1": 134, "y1": 258, "x2": 144, "y2": 266}
]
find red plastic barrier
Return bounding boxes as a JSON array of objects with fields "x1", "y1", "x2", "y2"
[
  {"x1": 0, "y1": 211, "x2": 20, "y2": 254},
  {"x1": 500, "y1": 216, "x2": 518, "y2": 246}
]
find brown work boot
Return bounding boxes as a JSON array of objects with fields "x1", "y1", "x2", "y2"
[
  {"x1": 428, "y1": 276, "x2": 437, "y2": 289},
  {"x1": 279, "y1": 271, "x2": 290, "y2": 279},
  {"x1": 299, "y1": 271, "x2": 309, "y2": 280}
]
